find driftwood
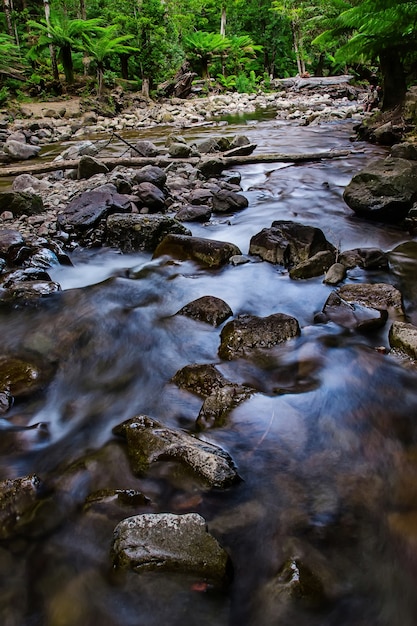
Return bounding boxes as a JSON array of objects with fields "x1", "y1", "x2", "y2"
[{"x1": 0, "y1": 150, "x2": 352, "y2": 178}]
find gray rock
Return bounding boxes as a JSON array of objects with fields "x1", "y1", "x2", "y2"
[
  {"x1": 212, "y1": 189, "x2": 249, "y2": 213},
  {"x1": 134, "y1": 182, "x2": 166, "y2": 212},
  {"x1": 219, "y1": 313, "x2": 301, "y2": 360},
  {"x1": 249, "y1": 220, "x2": 335, "y2": 266},
  {"x1": 167, "y1": 142, "x2": 194, "y2": 158},
  {"x1": 54, "y1": 140, "x2": 106, "y2": 161},
  {"x1": 129, "y1": 140, "x2": 159, "y2": 157},
  {"x1": 373, "y1": 122, "x2": 402, "y2": 146},
  {"x1": 106, "y1": 213, "x2": 190, "y2": 252},
  {"x1": 343, "y1": 157, "x2": 417, "y2": 222},
  {"x1": 390, "y1": 142, "x2": 417, "y2": 160},
  {"x1": 4, "y1": 140, "x2": 40, "y2": 160},
  {"x1": 57, "y1": 184, "x2": 131, "y2": 231},
  {"x1": 319, "y1": 290, "x2": 388, "y2": 331},
  {"x1": 176, "y1": 204, "x2": 212, "y2": 222},
  {"x1": 229, "y1": 135, "x2": 251, "y2": 149},
  {"x1": 0, "y1": 192, "x2": 44, "y2": 217},
  {"x1": 336, "y1": 283, "x2": 404, "y2": 317},
  {"x1": 1, "y1": 280, "x2": 61, "y2": 302},
  {"x1": 198, "y1": 158, "x2": 225, "y2": 178},
  {"x1": 112, "y1": 512, "x2": 231, "y2": 583},
  {"x1": 132, "y1": 165, "x2": 167, "y2": 189},
  {"x1": 176, "y1": 295, "x2": 233, "y2": 326},
  {"x1": 153, "y1": 234, "x2": 241, "y2": 267},
  {"x1": 113, "y1": 414, "x2": 239, "y2": 487},
  {"x1": 323, "y1": 262, "x2": 347, "y2": 285},
  {"x1": 338, "y1": 247, "x2": 389, "y2": 270},
  {"x1": 77, "y1": 155, "x2": 109, "y2": 179},
  {"x1": 0, "y1": 475, "x2": 42, "y2": 539},
  {"x1": 187, "y1": 187, "x2": 214, "y2": 205},
  {"x1": 12, "y1": 174, "x2": 51, "y2": 193},
  {"x1": 0, "y1": 229, "x2": 24, "y2": 259},
  {"x1": 289, "y1": 250, "x2": 335, "y2": 279},
  {"x1": 389, "y1": 321, "x2": 417, "y2": 360}
]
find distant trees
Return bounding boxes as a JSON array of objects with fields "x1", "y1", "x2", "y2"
[{"x1": 0, "y1": 0, "x2": 415, "y2": 107}]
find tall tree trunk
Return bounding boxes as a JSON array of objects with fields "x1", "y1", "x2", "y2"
[
  {"x1": 220, "y1": 4, "x2": 226, "y2": 36},
  {"x1": 61, "y1": 45, "x2": 74, "y2": 84},
  {"x1": 379, "y1": 49, "x2": 407, "y2": 110},
  {"x1": 142, "y1": 77, "x2": 149, "y2": 97},
  {"x1": 3, "y1": 0, "x2": 14, "y2": 38},
  {"x1": 120, "y1": 53, "x2": 129, "y2": 80},
  {"x1": 43, "y1": 0, "x2": 59, "y2": 81},
  {"x1": 292, "y1": 23, "x2": 302, "y2": 75}
]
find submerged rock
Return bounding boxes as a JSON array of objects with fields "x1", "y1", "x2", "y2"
[
  {"x1": 0, "y1": 475, "x2": 42, "y2": 539},
  {"x1": 113, "y1": 414, "x2": 239, "y2": 488},
  {"x1": 219, "y1": 313, "x2": 301, "y2": 360},
  {"x1": 153, "y1": 234, "x2": 241, "y2": 267},
  {"x1": 175, "y1": 295, "x2": 233, "y2": 326},
  {"x1": 172, "y1": 363, "x2": 252, "y2": 428},
  {"x1": 249, "y1": 221, "x2": 335, "y2": 267},
  {"x1": 338, "y1": 247, "x2": 389, "y2": 270},
  {"x1": 112, "y1": 512, "x2": 231, "y2": 583}
]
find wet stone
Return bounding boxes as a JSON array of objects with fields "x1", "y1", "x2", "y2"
[
  {"x1": 112, "y1": 512, "x2": 231, "y2": 584},
  {"x1": 113, "y1": 414, "x2": 239, "y2": 488},
  {"x1": 389, "y1": 321, "x2": 417, "y2": 360},
  {"x1": 129, "y1": 140, "x2": 159, "y2": 157},
  {"x1": 249, "y1": 220, "x2": 335, "y2": 267},
  {"x1": 338, "y1": 247, "x2": 389, "y2": 270},
  {"x1": 106, "y1": 213, "x2": 191, "y2": 252},
  {"x1": 197, "y1": 384, "x2": 253, "y2": 429},
  {"x1": 218, "y1": 313, "x2": 301, "y2": 360},
  {"x1": 0, "y1": 475, "x2": 42, "y2": 539},
  {"x1": 172, "y1": 363, "x2": 230, "y2": 397},
  {"x1": 133, "y1": 182, "x2": 166, "y2": 212},
  {"x1": 323, "y1": 262, "x2": 347, "y2": 285},
  {"x1": 57, "y1": 184, "x2": 131, "y2": 231},
  {"x1": 336, "y1": 283, "x2": 404, "y2": 317},
  {"x1": 0, "y1": 229, "x2": 25, "y2": 260},
  {"x1": 153, "y1": 234, "x2": 241, "y2": 267},
  {"x1": 0, "y1": 355, "x2": 52, "y2": 398},
  {"x1": 211, "y1": 190, "x2": 249, "y2": 213},
  {"x1": 320, "y1": 290, "x2": 388, "y2": 331},
  {"x1": 176, "y1": 295, "x2": 233, "y2": 326},
  {"x1": 1, "y1": 279, "x2": 61, "y2": 303},
  {"x1": 77, "y1": 155, "x2": 109, "y2": 179},
  {"x1": 289, "y1": 250, "x2": 335, "y2": 280}
]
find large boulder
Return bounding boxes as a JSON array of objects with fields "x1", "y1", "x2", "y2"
[
  {"x1": 112, "y1": 512, "x2": 231, "y2": 583},
  {"x1": 113, "y1": 414, "x2": 239, "y2": 488},
  {"x1": 211, "y1": 190, "x2": 249, "y2": 213},
  {"x1": 343, "y1": 157, "x2": 417, "y2": 222},
  {"x1": 77, "y1": 155, "x2": 109, "y2": 179},
  {"x1": 219, "y1": 313, "x2": 301, "y2": 360},
  {"x1": 4, "y1": 140, "x2": 40, "y2": 160},
  {"x1": 249, "y1": 221, "x2": 335, "y2": 266},
  {"x1": 132, "y1": 165, "x2": 167, "y2": 189},
  {"x1": 129, "y1": 140, "x2": 159, "y2": 157},
  {"x1": 106, "y1": 214, "x2": 190, "y2": 252},
  {"x1": 0, "y1": 192, "x2": 44, "y2": 217},
  {"x1": 153, "y1": 234, "x2": 241, "y2": 267},
  {"x1": 57, "y1": 184, "x2": 131, "y2": 232}
]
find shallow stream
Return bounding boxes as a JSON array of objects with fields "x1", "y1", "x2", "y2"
[{"x1": 2, "y1": 114, "x2": 417, "y2": 625}]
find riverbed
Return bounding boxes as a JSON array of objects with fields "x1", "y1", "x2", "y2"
[{"x1": 2, "y1": 113, "x2": 417, "y2": 626}]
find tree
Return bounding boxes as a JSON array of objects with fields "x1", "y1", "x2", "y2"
[
  {"x1": 82, "y1": 25, "x2": 138, "y2": 96},
  {"x1": 183, "y1": 30, "x2": 230, "y2": 78},
  {"x1": 0, "y1": 32, "x2": 25, "y2": 82},
  {"x1": 313, "y1": 0, "x2": 417, "y2": 108},
  {"x1": 27, "y1": 12, "x2": 103, "y2": 83}
]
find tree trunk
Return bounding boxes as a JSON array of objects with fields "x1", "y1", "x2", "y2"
[
  {"x1": 43, "y1": 0, "x2": 59, "y2": 82},
  {"x1": 220, "y1": 4, "x2": 226, "y2": 37},
  {"x1": 379, "y1": 49, "x2": 407, "y2": 110},
  {"x1": 61, "y1": 45, "x2": 74, "y2": 84},
  {"x1": 120, "y1": 54, "x2": 129, "y2": 80},
  {"x1": 3, "y1": 0, "x2": 14, "y2": 38},
  {"x1": 292, "y1": 23, "x2": 302, "y2": 75},
  {"x1": 142, "y1": 77, "x2": 150, "y2": 97}
]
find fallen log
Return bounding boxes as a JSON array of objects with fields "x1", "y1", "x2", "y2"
[{"x1": 0, "y1": 149, "x2": 352, "y2": 178}]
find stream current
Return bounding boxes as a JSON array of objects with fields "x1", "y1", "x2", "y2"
[{"x1": 2, "y1": 113, "x2": 417, "y2": 625}]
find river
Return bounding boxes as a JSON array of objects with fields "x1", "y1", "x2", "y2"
[{"x1": 2, "y1": 112, "x2": 417, "y2": 625}]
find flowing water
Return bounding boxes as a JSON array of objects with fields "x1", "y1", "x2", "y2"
[{"x1": 2, "y1": 114, "x2": 417, "y2": 626}]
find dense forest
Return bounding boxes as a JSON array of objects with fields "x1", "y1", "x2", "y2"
[{"x1": 0, "y1": 0, "x2": 416, "y2": 108}]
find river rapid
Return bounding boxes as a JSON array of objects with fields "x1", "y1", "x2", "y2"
[{"x1": 2, "y1": 113, "x2": 417, "y2": 626}]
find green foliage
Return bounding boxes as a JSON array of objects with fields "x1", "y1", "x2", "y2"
[
  {"x1": 0, "y1": 86, "x2": 9, "y2": 106},
  {"x1": 234, "y1": 70, "x2": 258, "y2": 93},
  {"x1": 0, "y1": 33, "x2": 26, "y2": 83}
]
